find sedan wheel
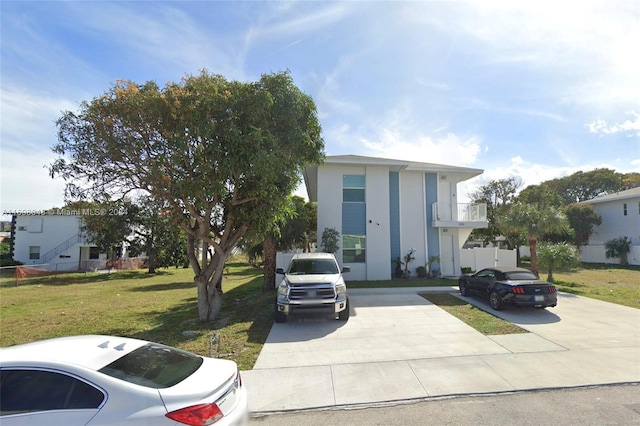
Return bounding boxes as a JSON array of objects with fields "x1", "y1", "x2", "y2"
[
  {"x1": 459, "y1": 282, "x2": 468, "y2": 296},
  {"x1": 489, "y1": 291, "x2": 503, "y2": 311}
]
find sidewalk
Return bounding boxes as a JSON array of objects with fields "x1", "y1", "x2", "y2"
[{"x1": 242, "y1": 288, "x2": 640, "y2": 413}]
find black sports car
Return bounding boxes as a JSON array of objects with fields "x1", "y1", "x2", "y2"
[{"x1": 458, "y1": 267, "x2": 557, "y2": 310}]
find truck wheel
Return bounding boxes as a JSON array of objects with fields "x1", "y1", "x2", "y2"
[
  {"x1": 274, "y1": 307, "x2": 287, "y2": 323},
  {"x1": 337, "y1": 298, "x2": 350, "y2": 321}
]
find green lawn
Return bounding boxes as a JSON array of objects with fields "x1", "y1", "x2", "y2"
[
  {"x1": 545, "y1": 264, "x2": 639, "y2": 309},
  {"x1": 0, "y1": 259, "x2": 273, "y2": 370},
  {"x1": 1, "y1": 261, "x2": 636, "y2": 371},
  {"x1": 420, "y1": 293, "x2": 527, "y2": 335}
]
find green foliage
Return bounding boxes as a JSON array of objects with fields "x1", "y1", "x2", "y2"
[
  {"x1": 468, "y1": 177, "x2": 522, "y2": 246},
  {"x1": 402, "y1": 248, "x2": 416, "y2": 278},
  {"x1": 565, "y1": 203, "x2": 602, "y2": 247},
  {"x1": 516, "y1": 185, "x2": 563, "y2": 208},
  {"x1": 0, "y1": 241, "x2": 10, "y2": 256},
  {"x1": 321, "y1": 227, "x2": 340, "y2": 253},
  {"x1": 537, "y1": 242, "x2": 580, "y2": 282},
  {"x1": 520, "y1": 169, "x2": 627, "y2": 206},
  {"x1": 499, "y1": 204, "x2": 569, "y2": 276},
  {"x1": 50, "y1": 70, "x2": 324, "y2": 321},
  {"x1": 277, "y1": 197, "x2": 317, "y2": 252},
  {"x1": 605, "y1": 236, "x2": 632, "y2": 265},
  {"x1": 0, "y1": 258, "x2": 23, "y2": 267}
]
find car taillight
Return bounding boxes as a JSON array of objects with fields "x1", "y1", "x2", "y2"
[
  {"x1": 512, "y1": 287, "x2": 525, "y2": 294},
  {"x1": 548, "y1": 286, "x2": 557, "y2": 293},
  {"x1": 165, "y1": 403, "x2": 224, "y2": 425}
]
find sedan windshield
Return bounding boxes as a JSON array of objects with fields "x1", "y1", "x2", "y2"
[{"x1": 99, "y1": 343, "x2": 202, "y2": 389}]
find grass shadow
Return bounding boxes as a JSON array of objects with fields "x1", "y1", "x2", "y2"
[{"x1": 0, "y1": 269, "x2": 171, "y2": 288}]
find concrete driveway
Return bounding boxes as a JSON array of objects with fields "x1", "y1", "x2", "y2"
[{"x1": 242, "y1": 287, "x2": 640, "y2": 413}]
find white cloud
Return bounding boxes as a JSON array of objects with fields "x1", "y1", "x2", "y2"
[
  {"x1": 586, "y1": 111, "x2": 640, "y2": 137},
  {"x1": 1, "y1": 149, "x2": 67, "y2": 219},
  {"x1": 1, "y1": 86, "x2": 78, "y2": 151}
]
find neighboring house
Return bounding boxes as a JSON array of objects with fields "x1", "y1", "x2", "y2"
[
  {"x1": 303, "y1": 155, "x2": 488, "y2": 280},
  {"x1": 579, "y1": 187, "x2": 640, "y2": 265},
  {"x1": 11, "y1": 213, "x2": 104, "y2": 271}
]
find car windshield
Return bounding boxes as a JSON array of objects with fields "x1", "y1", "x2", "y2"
[
  {"x1": 288, "y1": 259, "x2": 339, "y2": 275},
  {"x1": 98, "y1": 343, "x2": 203, "y2": 389},
  {"x1": 505, "y1": 271, "x2": 538, "y2": 281}
]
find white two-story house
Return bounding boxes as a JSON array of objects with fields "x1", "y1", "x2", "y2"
[
  {"x1": 304, "y1": 155, "x2": 488, "y2": 280},
  {"x1": 11, "y1": 213, "x2": 103, "y2": 271},
  {"x1": 579, "y1": 186, "x2": 640, "y2": 265}
]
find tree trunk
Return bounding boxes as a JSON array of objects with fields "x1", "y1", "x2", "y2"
[
  {"x1": 529, "y1": 236, "x2": 539, "y2": 277},
  {"x1": 263, "y1": 236, "x2": 276, "y2": 291},
  {"x1": 187, "y1": 235, "x2": 227, "y2": 322},
  {"x1": 147, "y1": 223, "x2": 156, "y2": 274},
  {"x1": 195, "y1": 274, "x2": 223, "y2": 322}
]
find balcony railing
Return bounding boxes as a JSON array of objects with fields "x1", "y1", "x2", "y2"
[{"x1": 432, "y1": 203, "x2": 488, "y2": 227}]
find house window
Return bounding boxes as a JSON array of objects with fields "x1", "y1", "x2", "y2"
[
  {"x1": 623, "y1": 203, "x2": 627, "y2": 216},
  {"x1": 29, "y1": 246, "x2": 40, "y2": 260},
  {"x1": 343, "y1": 175, "x2": 365, "y2": 202},
  {"x1": 89, "y1": 247, "x2": 100, "y2": 260},
  {"x1": 343, "y1": 234, "x2": 366, "y2": 263},
  {"x1": 342, "y1": 175, "x2": 366, "y2": 263}
]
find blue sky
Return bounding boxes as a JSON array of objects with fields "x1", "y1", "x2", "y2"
[{"x1": 1, "y1": 1, "x2": 639, "y2": 217}]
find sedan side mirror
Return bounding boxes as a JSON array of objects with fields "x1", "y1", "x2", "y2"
[{"x1": 276, "y1": 268, "x2": 285, "y2": 274}]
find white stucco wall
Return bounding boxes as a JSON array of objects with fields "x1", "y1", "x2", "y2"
[
  {"x1": 399, "y1": 172, "x2": 428, "y2": 272},
  {"x1": 588, "y1": 198, "x2": 640, "y2": 246},
  {"x1": 364, "y1": 166, "x2": 392, "y2": 280}
]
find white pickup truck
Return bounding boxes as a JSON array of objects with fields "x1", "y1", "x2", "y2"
[{"x1": 274, "y1": 252, "x2": 350, "y2": 323}]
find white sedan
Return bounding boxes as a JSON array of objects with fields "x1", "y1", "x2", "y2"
[{"x1": 0, "y1": 335, "x2": 248, "y2": 425}]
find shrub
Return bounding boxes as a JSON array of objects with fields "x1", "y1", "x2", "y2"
[
  {"x1": 605, "y1": 236, "x2": 631, "y2": 265},
  {"x1": 321, "y1": 227, "x2": 340, "y2": 253}
]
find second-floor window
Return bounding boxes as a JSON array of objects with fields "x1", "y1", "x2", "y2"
[{"x1": 623, "y1": 203, "x2": 627, "y2": 216}]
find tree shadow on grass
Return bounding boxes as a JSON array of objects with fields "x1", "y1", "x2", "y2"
[
  {"x1": 104, "y1": 275, "x2": 273, "y2": 350},
  {"x1": 0, "y1": 269, "x2": 171, "y2": 288}
]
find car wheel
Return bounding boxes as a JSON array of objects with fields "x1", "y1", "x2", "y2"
[
  {"x1": 274, "y1": 306, "x2": 287, "y2": 323},
  {"x1": 337, "y1": 298, "x2": 350, "y2": 321},
  {"x1": 489, "y1": 290, "x2": 503, "y2": 311},
  {"x1": 459, "y1": 282, "x2": 468, "y2": 296}
]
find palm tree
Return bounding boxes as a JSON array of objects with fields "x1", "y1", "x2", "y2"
[{"x1": 499, "y1": 204, "x2": 569, "y2": 277}]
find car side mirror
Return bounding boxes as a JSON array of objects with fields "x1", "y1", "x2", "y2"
[
  {"x1": 342, "y1": 266, "x2": 350, "y2": 273},
  {"x1": 276, "y1": 268, "x2": 285, "y2": 274}
]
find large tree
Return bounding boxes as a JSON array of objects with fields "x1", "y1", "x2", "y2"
[
  {"x1": 530, "y1": 169, "x2": 625, "y2": 205},
  {"x1": 50, "y1": 71, "x2": 324, "y2": 321},
  {"x1": 564, "y1": 203, "x2": 601, "y2": 247},
  {"x1": 468, "y1": 177, "x2": 522, "y2": 246},
  {"x1": 499, "y1": 204, "x2": 569, "y2": 277}
]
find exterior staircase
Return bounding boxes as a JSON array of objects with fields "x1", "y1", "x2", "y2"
[{"x1": 39, "y1": 234, "x2": 84, "y2": 264}]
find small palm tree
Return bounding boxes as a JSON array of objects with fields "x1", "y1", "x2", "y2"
[
  {"x1": 537, "y1": 242, "x2": 580, "y2": 282},
  {"x1": 500, "y1": 204, "x2": 569, "y2": 277},
  {"x1": 605, "y1": 236, "x2": 631, "y2": 265}
]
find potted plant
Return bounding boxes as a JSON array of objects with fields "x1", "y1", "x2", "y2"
[
  {"x1": 427, "y1": 256, "x2": 440, "y2": 278},
  {"x1": 392, "y1": 257, "x2": 403, "y2": 278},
  {"x1": 402, "y1": 249, "x2": 415, "y2": 279}
]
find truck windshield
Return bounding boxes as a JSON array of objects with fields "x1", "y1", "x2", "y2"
[{"x1": 288, "y1": 259, "x2": 339, "y2": 275}]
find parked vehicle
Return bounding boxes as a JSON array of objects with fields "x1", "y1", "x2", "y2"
[
  {"x1": 458, "y1": 267, "x2": 557, "y2": 310},
  {"x1": 275, "y1": 252, "x2": 350, "y2": 323},
  {"x1": 0, "y1": 335, "x2": 248, "y2": 425}
]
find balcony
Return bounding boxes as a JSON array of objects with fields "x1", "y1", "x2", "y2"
[{"x1": 432, "y1": 203, "x2": 488, "y2": 228}]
